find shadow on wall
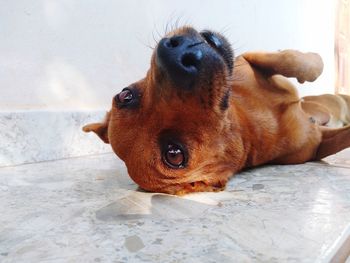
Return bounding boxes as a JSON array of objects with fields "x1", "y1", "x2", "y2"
[{"x1": 43, "y1": 59, "x2": 98, "y2": 109}]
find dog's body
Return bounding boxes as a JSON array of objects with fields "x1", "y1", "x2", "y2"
[{"x1": 84, "y1": 27, "x2": 350, "y2": 194}]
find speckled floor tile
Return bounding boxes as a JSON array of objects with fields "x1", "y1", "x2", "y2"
[{"x1": 0, "y1": 150, "x2": 349, "y2": 262}]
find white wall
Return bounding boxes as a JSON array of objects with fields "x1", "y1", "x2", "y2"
[{"x1": 0, "y1": 0, "x2": 335, "y2": 110}]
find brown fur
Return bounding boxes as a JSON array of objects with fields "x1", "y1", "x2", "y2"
[{"x1": 83, "y1": 27, "x2": 350, "y2": 195}]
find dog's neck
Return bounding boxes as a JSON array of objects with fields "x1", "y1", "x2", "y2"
[{"x1": 228, "y1": 90, "x2": 284, "y2": 169}]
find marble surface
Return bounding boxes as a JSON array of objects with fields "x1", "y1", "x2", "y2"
[
  {"x1": 0, "y1": 150, "x2": 350, "y2": 262},
  {"x1": 0, "y1": 110, "x2": 111, "y2": 166}
]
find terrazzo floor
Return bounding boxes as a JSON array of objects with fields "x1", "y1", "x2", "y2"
[{"x1": 1, "y1": 149, "x2": 350, "y2": 262}]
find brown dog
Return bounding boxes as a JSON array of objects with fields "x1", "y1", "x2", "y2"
[{"x1": 83, "y1": 27, "x2": 350, "y2": 195}]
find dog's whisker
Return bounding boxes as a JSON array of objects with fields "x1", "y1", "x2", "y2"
[
  {"x1": 219, "y1": 24, "x2": 232, "y2": 36},
  {"x1": 164, "y1": 20, "x2": 170, "y2": 36},
  {"x1": 171, "y1": 14, "x2": 185, "y2": 32},
  {"x1": 174, "y1": 16, "x2": 181, "y2": 31},
  {"x1": 151, "y1": 30, "x2": 160, "y2": 47},
  {"x1": 146, "y1": 44, "x2": 155, "y2": 50},
  {"x1": 183, "y1": 17, "x2": 192, "y2": 29},
  {"x1": 233, "y1": 47, "x2": 245, "y2": 54},
  {"x1": 154, "y1": 25, "x2": 163, "y2": 40},
  {"x1": 136, "y1": 35, "x2": 155, "y2": 51},
  {"x1": 164, "y1": 11, "x2": 178, "y2": 35}
]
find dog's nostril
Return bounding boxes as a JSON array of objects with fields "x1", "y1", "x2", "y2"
[
  {"x1": 165, "y1": 36, "x2": 183, "y2": 48},
  {"x1": 200, "y1": 30, "x2": 223, "y2": 49},
  {"x1": 181, "y1": 50, "x2": 203, "y2": 68},
  {"x1": 169, "y1": 38, "x2": 179, "y2": 47}
]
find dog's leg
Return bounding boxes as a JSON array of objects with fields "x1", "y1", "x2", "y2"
[
  {"x1": 243, "y1": 50, "x2": 324, "y2": 83},
  {"x1": 315, "y1": 125, "x2": 350, "y2": 160}
]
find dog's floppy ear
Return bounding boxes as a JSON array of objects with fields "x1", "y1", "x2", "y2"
[
  {"x1": 301, "y1": 101, "x2": 331, "y2": 126},
  {"x1": 82, "y1": 111, "x2": 110, "y2": 144}
]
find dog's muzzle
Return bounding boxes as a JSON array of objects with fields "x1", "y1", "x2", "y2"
[
  {"x1": 155, "y1": 29, "x2": 234, "y2": 92},
  {"x1": 156, "y1": 35, "x2": 207, "y2": 90}
]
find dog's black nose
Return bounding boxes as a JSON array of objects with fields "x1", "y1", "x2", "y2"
[{"x1": 156, "y1": 35, "x2": 204, "y2": 90}]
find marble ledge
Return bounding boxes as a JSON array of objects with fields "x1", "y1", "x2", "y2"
[{"x1": 0, "y1": 110, "x2": 112, "y2": 167}]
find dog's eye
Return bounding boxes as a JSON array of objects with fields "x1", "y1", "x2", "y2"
[
  {"x1": 163, "y1": 143, "x2": 187, "y2": 169},
  {"x1": 119, "y1": 89, "x2": 133, "y2": 103},
  {"x1": 115, "y1": 88, "x2": 139, "y2": 109}
]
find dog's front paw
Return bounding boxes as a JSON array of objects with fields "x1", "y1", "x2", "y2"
[{"x1": 282, "y1": 50, "x2": 324, "y2": 83}]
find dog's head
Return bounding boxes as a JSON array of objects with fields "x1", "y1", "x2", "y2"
[{"x1": 84, "y1": 27, "x2": 245, "y2": 194}]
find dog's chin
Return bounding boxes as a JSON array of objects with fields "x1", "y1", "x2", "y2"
[
  {"x1": 127, "y1": 167, "x2": 227, "y2": 194},
  {"x1": 172, "y1": 180, "x2": 227, "y2": 195},
  {"x1": 138, "y1": 180, "x2": 227, "y2": 195}
]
